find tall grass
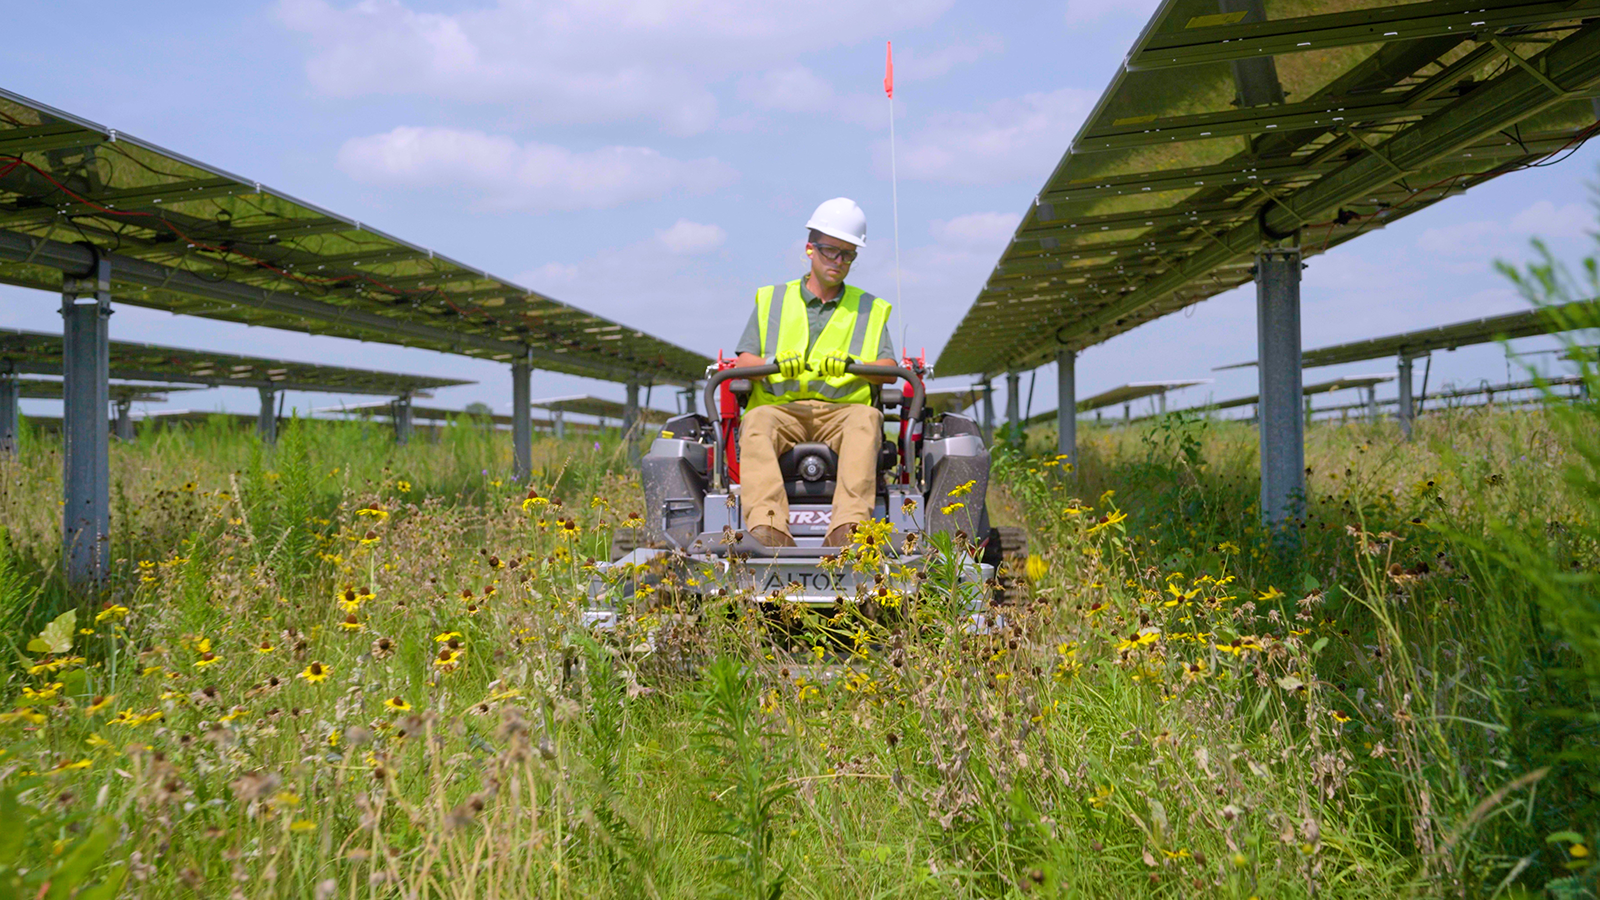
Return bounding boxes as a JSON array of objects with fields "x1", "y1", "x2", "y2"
[{"x1": 0, "y1": 388, "x2": 1595, "y2": 896}]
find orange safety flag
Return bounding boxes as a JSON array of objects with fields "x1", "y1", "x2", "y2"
[{"x1": 884, "y1": 41, "x2": 894, "y2": 99}]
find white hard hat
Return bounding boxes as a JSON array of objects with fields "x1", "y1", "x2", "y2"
[{"x1": 806, "y1": 197, "x2": 867, "y2": 246}]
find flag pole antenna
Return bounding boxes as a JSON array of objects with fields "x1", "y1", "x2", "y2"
[{"x1": 885, "y1": 41, "x2": 905, "y2": 355}]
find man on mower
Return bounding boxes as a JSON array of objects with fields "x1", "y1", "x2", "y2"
[{"x1": 732, "y1": 197, "x2": 897, "y2": 548}]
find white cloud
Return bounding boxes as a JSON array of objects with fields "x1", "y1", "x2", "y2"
[
  {"x1": 735, "y1": 65, "x2": 883, "y2": 127},
  {"x1": 657, "y1": 220, "x2": 726, "y2": 255},
  {"x1": 1413, "y1": 199, "x2": 1594, "y2": 273},
  {"x1": 888, "y1": 87, "x2": 1097, "y2": 184},
  {"x1": 895, "y1": 35, "x2": 1004, "y2": 82},
  {"x1": 1510, "y1": 200, "x2": 1592, "y2": 239},
  {"x1": 336, "y1": 126, "x2": 737, "y2": 212},
  {"x1": 277, "y1": 0, "x2": 954, "y2": 134},
  {"x1": 931, "y1": 212, "x2": 1021, "y2": 247}
]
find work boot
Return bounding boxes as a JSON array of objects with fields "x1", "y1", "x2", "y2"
[
  {"x1": 749, "y1": 525, "x2": 796, "y2": 548},
  {"x1": 823, "y1": 523, "x2": 856, "y2": 548}
]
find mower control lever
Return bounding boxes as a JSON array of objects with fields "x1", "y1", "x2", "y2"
[{"x1": 703, "y1": 362, "x2": 925, "y2": 491}]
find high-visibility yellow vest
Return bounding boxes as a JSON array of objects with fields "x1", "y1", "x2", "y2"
[{"x1": 747, "y1": 279, "x2": 892, "y2": 408}]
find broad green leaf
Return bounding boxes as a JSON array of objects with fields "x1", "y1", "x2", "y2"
[
  {"x1": 29, "y1": 610, "x2": 76, "y2": 655},
  {"x1": 1310, "y1": 637, "x2": 1330, "y2": 656},
  {"x1": 1547, "y1": 831, "x2": 1586, "y2": 845},
  {"x1": 1276, "y1": 675, "x2": 1305, "y2": 692}
]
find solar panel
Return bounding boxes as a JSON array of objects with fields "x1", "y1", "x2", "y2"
[
  {"x1": 1199, "y1": 372, "x2": 1393, "y2": 409},
  {"x1": 1027, "y1": 379, "x2": 1211, "y2": 422},
  {"x1": 0, "y1": 88, "x2": 710, "y2": 385},
  {"x1": 0, "y1": 326, "x2": 468, "y2": 396},
  {"x1": 529, "y1": 394, "x2": 673, "y2": 424},
  {"x1": 923, "y1": 386, "x2": 991, "y2": 416},
  {"x1": 1215, "y1": 299, "x2": 1600, "y2": 369},
  {"x1": 10, "y1": 376, "x2": 194, "y2": 403},
  {"x1": 937, "y1": 0, "x2": 1600, "y2": 378},
  {"x1": 322, "y1": 401, "x2": 605, "y2": 433}
]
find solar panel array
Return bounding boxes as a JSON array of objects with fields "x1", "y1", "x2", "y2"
[
  {"x1": 1198, "y1": 372, "x2": 1393, "y2": 410},
  {"x1": 0, "y1": 327, "x2": 468, "y2": 396},
  {"x1": 0, "y1": 88, "x2": 710, "y2": 385},
  {"x1": 938, "y1": 0, "x2": 1600, "y2": 378},
  {"x1": 530, "y1": 394, "x2": 673, "y2": 424},
  {"x1": 10, "y1": 377, "x2": 193, "y2": 403},
  {"x1": 1215, "y1": 298, "x2": 1600, "y2": 369}
]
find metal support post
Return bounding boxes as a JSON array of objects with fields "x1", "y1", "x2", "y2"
[
  {"x1": 553, "y1": 409, "x2": 566, "y2": 440},
  {"x1": 1365, "y1": 386, "x2": 1378, "y2": 423},
  {"x1": 1397, "y1": 354, "x2": 1416, "y2": 439},
  {"x1": 681, "y1": 385, "x2": 698, "y2": 415},
  {"x1": 0, "y1": 374, "x2": 20, "y2": 456},
  {"x1": 1220, "y1": 0, "x2": 1285, "y2": 109},
  {"x1": 1255, "y1": 247, "x2": 1305, "y2": 532},
  {"x1": 1056, "y1": 349, "x2": 1077, "y2": 469},
  {"x1": 113, "y1": 398, "x2": 134, "y2": 442},
  {"x1": 1123, "y1": 403, "x2": 1130, "y2": 424},
  {"x1": 392, "y1": 394, "x2": 413, "y2": 446},
  {"x1": 1303, "y1": 397, "x2": 1313, "y2": 428},
  {"x1": 1005, "y1": 371, "x2": 1021, "y2": 444},
  {"x1": 980, "y1": 381, "x2": 994, "y2": 444},
  {"x1": 61, "y1": 258, "x2": 112, "y2": 589},
  {"x1": 511, "y1": 358, "x2": 531, "y2": 481},
  {"x1": 1158, "y1": 392, "x2": 1168, "y2": 416},
  {"x1": 623, "y1": 379, "x2": 641, "y2": 463},
  {"x1": 257, "y1": 387, "x2": 277, "y2": 444}
]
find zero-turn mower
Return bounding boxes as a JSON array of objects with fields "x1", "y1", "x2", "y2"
[{"x1": 586, "y1": 358, "x2": 1004, "y2": 624}]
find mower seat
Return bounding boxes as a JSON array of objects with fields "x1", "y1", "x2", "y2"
[{"x1": 779, "y1": 443, "x2": 837, "y2": 500}]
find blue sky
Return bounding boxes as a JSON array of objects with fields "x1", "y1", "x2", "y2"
[{"x1": 3, "y1": 0, "x2": 1598, "y2": 424}]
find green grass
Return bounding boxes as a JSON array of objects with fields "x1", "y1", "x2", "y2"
[{"x1": 0, "y1": 389, "x2": 1596, "y2": 898}]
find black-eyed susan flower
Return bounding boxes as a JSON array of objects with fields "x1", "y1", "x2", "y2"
[
  {"x1": 433, "y1": 648, "x2": 462, "y2": 670},
  {"x1": 946, "y1": 479, "x2": 975, "y2": 498},
  {"x1": 22, "y1": 683, "x2": 62, "y2": 702},
  {"x1": 299, "y1": 662, "x2": 331, "y2": 684},
  {"x1": 95, "y1": 603, "x2": 129, "y2": 623},
  {"x1": 194, "y1": 652, "x2": 221, "y2": 669},
  {"x1": 370, "y1": 637, "x2": 394, "y2": 659},
  {"x1": 0, "y1": 707, "x2": 47, "y2": 725},
  {"x1": 383, "y1": 697, "x2": 411, "y2": 712},
  {"x1": 396, "y1": 479, "x2": 412, "y2": 492},
  {"x1": 1330, "y1": 710, "x2": 1351, "y2": 723},
  {"x1": 85, "y1": 695, "x2": 114, "y2": 716},
  {"x1": 257, "y1": 640, "x2": 274, "y2": 654},
  {"x1": 623, "y1": 511, "x2": 645, "y2": 528},
  {"x1": 289, "y1": 819, "x2": 318, "y2": 834},
  {"x1": 356, "y1": 504, "x2": 389, "y2": 521},
  {"x1": 1025, "y1": 554, "x2": 1048, "y2": 583},
  {"x1": 340, "y1": 614, "x2": 365, "y2": 633},
  {"x1": 434, "y1": 631, "x2": 462, "y2": 643}
]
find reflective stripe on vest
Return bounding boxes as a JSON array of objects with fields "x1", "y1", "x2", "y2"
[{"x1": 748, "y1": 279, "x2": 891, "y2": 408}]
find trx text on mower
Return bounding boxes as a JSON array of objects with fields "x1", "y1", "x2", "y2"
[{"x1": 587, "y1": 356, "x2": 1001, "y2": 623}]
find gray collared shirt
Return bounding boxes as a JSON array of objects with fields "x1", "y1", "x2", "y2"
[{"x1": 735, "y1": 276, "x2": 895, "y2": 360}]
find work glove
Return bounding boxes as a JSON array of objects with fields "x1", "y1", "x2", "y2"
[
  {"x1": 817, "y1": 349, "x2": 851, "y2": 378},
  {"x1": 775, "y1": 349, "x2": 806, "y2": 379}
]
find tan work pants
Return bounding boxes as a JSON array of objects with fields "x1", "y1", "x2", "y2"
[{"x1": 740, "y1": 400, "x2": 884, "y2": 535}]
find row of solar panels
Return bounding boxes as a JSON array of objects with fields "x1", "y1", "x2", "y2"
[
  {"x1": 936, "y1": 0, "x2": 1600, "y2": 379},
  {"x1": 0, "y1": 88, "x2": 711, "y2": 389}
]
